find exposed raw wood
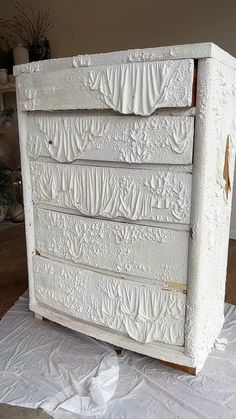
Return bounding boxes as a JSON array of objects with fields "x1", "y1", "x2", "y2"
[
  {"x1": 226, "y1": 239, "x2": 236, "y2": 305},
  {"x1": 223, "y1": 135, "x2": 231, "y2": 199},
  {"x1": 160, "y1": 360, "x2": 196, "y2": 375}
]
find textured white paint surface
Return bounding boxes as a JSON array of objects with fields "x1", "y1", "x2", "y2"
[
  {"x1": 33, "y1": 255, "x2": 186, "y2": 345},
  {"x1": 186, "y1": 58, "x2": 236, "y2": 370},
  {"x1": 15, "y1": 43, "x2": 236, "y2": 373},
  {"x1": 17, "y1": 59, "x2": 194, "y2": 113},
  {"x1": 34, "y1": 207, "x2": 189, "y2": 286},
  {"x1": 31, "y1": 162, "x2": 192, "y2": 224},
  {"x1": 27, "y1": 112, "x2": 194, "y2": 164},
  {"x1": 15, "y1": 85, "x2": 37, "y2": 306},
  {"x1": 13, "y1": 42, "x2": 236, "y2": 76}
]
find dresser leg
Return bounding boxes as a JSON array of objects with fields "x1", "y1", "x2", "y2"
[{"x1": 34, "y1": 313, "x2": 43, "y2": 320}]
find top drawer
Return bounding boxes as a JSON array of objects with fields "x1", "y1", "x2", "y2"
[{"x1": 17, "y1": 59, "x2": 194, "y2": 115}]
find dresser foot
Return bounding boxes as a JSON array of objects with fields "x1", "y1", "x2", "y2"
[{"x1": 34, "y1": 313, "x2": 43, "y2": 320}]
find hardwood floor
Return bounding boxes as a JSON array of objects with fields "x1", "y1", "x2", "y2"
[
  {"x1": 0, "y1": 404, "x2": 51, "y2": 419},
  {"x1": 0, "y1": 222, "x2": 28, "y2": 318},
  {"x1": 0, "y1": 223, "x2": 236, "y2": 319}
]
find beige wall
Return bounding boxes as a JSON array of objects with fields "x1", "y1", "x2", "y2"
[
  {"x1": 2, "y1": 0, "x2": 236, "y2": 236},
  {"x1": 2, "y1": 0, "x2": 236, "y2": 58}
]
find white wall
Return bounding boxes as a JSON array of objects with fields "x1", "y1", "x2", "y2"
[{"x1": 2, "y1": 0, "x2": 236, "y2": 237}]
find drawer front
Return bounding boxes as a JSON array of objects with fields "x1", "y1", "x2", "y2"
[
  {"x1": 28, "y1": 113, "x2": 194, "y2": 165},
  {"x1": 34, "y1": 207, "x2": 189, "y2": 287},
  {"x1": 33, "y1": 256, "x2": 186, "y2": 345},
  {"x1": 17, "y1": 59, "x2": 194, "y2": 114},
  {"x1": 31, "y1": 162, "x2": 192, "y2": 224}
]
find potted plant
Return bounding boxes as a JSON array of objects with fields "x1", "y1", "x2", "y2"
[
  {"x1": 0, "y1": 167, "x2": 24, "y2": 222},
  {"x1": 0, "y1": 0, "x2": 54, "y2": 67}
]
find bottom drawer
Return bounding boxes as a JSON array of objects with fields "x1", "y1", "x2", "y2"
[{"x1": 33, "y1": 256, "x2": 186, "y2": 346}]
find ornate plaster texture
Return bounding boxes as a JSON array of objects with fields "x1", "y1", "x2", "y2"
[
  {"x1": 33, "y1": 256, "x2": 186, "y2": 345},
  {"x1": 34, "y1": 207, "x2": 189, "y2": 287},
  {"x1": 13, "y1": 43, "x2": 236, "y2": 76},
  {"x1": 15, "y1": 43, "x2": 236, "y2": 373},
  {"x1": 31, "y1": 162, "x2": 192, "y2": 224},
  {"x1": 185, "y1": 58, "x2": 236, "y2": 370},
  {"x1": 16, "y1": 59, "x2": 194, "y2": 113},
  {"x1": 27, "y1": 113, "x2": 194, "y2": 164}
]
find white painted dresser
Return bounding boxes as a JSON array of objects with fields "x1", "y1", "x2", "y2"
[{"x1": 14, "y1": 43, "x2": 236, "y2": 374}]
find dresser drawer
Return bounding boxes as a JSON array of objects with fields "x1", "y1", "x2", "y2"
[
  {"x1": 33, "y1": 255, "x2": 186, "y2": 345},
  {"x1": 28, "y1": 112, "x2": 194, "y2": 165},
  {"x1": 31, "y1": 162, "x2": 192, "y2": 224},
  {"x1": 34, "y1": 207, "x2": 189, "y2": 288},
  {"x1": 17, "y1": 59, "x2": 194, "y2": 114}
]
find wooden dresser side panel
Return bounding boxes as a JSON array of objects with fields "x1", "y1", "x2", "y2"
[
  {"x1": 186, "y1": 58, "x2": 236, "y2": 371},
  {"x1": 15, "y1": 83, "x2": 36, "y2": 305}
]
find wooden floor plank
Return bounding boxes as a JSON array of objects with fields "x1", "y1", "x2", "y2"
[{"x1": 0, "y1": 222, "x2": 28, "y2": 318}]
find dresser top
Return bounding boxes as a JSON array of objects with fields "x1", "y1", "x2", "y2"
[{"x1": 13, "y1": 42, "x2": 236, "y2": 76}]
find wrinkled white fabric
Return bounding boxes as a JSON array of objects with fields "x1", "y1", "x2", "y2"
[
  {"x1": 0, "y1": 295, "x2": 236, "y2": 418},
  {"x1": 57, "y1": 352, "x2": 119, "y2": 416},
  {"x1": 214, "y1": 337, "x2": 228, "y2": 351},
  {"x1": 0, "y1": 295, "x2": 118, "y2": 418}
]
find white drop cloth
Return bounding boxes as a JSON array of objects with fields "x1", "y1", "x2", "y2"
[{"x1": 0, "y1": 294, "x2": 236, "y2": 418}]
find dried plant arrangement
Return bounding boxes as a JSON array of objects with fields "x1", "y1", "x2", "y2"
[{"x1": 0, "y1": 0, "x2": 54, "y2": 61}]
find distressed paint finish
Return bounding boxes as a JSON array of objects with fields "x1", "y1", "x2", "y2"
[
  {"x1": 13, "y1": 43, "x2": 236, "y2": 76},
  {"x1": 14, "y1": 44, "x2": 236, "y2": 373},
  {"x1": 31, "y1": 162, "x2": 192, "y2": 224},
  {"x1": 33, "y1": 255, "x2": 186, "y2": 345},
  {"x1": 186, "y1": 58, "x2": 236, "y2": 371},
  {"x1": 15, "y1": 83, "x2": 37, "y2": 306},
  {"x1": 34, "y1": 207, "x2": 189, "y2": 286},
  {"x1": 27, "y1": 113, "x2": 194, "y2": 164},
  {"x1": 17, "y1": 59, "x2": 194, "y2": 113}
]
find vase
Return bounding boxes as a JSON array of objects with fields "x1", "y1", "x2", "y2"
[
  {"x1": 29, "y1": 38, "x2": 51, "y2": 62},
  {"x1": 13, "y1": 44, "x2": 29, "y2": 65}
]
